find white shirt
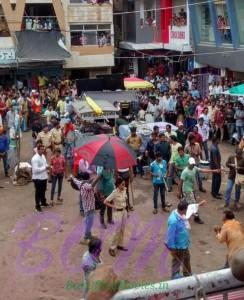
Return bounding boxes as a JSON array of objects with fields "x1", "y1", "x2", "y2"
[
  {"x1": 31, "y1": 153, "x2": 48, "y2": 180},
  {"x1": 197, "y1": 124, "x2": 209, "y2": 142}
]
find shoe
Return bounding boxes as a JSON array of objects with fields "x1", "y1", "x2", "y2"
[
  {"x1": 212, "y1": 194, "x2": 222, "y2": 199},
  {"x1": 153, "y1": 209, "x2": 158, "y2": 214},
  {"x1": 117, "y1": 246, "x2": 128, "y2": 251},
  {"x1": 220, "y1": 203, "x2": 229, "y2": 209},
  {"x1": 234, "y1": 203, "x2": 242, "y2": 209},
  {"x1": 168, "y1": 188, "x2": 173, "y2": 192},
  {"x1": 166, "y1": 202, "x2": 172, "y2": 207},
  {"x1": 35, "y1": 207, "x2": 43, "y2": 213},
  {"x1": 80, "y1": 239, "x2": 89, "y2": 245},
  {"x1": 194, "y1": 217, "x2": 204, "y2": 224},
  {"x1": 80, "y1": 211, "x2": 84, "y2": 217},
  {"x1": 199, "y1": 188, "x2": 206, "y2": 193},
  {"x1": 217, "y1": 193, "x2": 222, "y2": 196},
  {"x1": 109, "y1": 249, "x2": 116, "y2": 257},
  {"x1": 162, "y1": 207, "x2": 170, "y2": 213},
  {"x1": 101, "y1": 223, "x2": 107, "y2": 229},
  {"x1": 108, "y1": 220, "x2": 115, "y2": 225},
  {"x1": 41, "y1": 203, "x2": 51, "y2": 208}
]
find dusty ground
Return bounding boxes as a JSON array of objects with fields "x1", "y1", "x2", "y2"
[{"x1": 0, "y1": 132, "x2": 243, "y2": 300}]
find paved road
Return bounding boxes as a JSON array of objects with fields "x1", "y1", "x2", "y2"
[{"x1": 0, "y1": 132, "x2": 243, "y2": 300}]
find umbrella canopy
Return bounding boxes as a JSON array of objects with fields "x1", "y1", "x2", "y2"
[
  {"x1": 124, "y1": 77, "x2": 154, "y2": 90},
  {"x1": 73, "y1": 134, "x2": 137, "y2": 169},
  {"x1": 229, "y1": 84, "x2": 244, "y2": 96}
]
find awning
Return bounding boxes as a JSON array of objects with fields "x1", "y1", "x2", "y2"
[
  {"x1": 84, "y1": 91, "x2": 137, "y2": 103},
  {"x1": 15, "y1": 31, "x2": 70, "y2": 62}
]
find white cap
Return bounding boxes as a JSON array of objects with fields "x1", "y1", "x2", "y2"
[{"x1": 189, "y1": 157, "x2": 196, "y2": 165}]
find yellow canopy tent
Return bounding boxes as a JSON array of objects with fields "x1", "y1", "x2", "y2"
[{"x1": 124, "y1": 77, "x2": 154, "y2": 90}]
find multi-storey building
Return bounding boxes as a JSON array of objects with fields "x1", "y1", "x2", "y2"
[
  {"x1": 115, "y1": 0, "x2": 192, "y2": 77},
  {"x1": 0, "y1": 0, "x2": 114, "y2": 81},
  {"x1": 189, "y1": 0, "x2": 244, "y2": 79}
]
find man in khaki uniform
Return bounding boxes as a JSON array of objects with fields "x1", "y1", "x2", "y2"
[
  {"x1": 126, "y1": 127, "x2": 142, "y2": 176},
  {"x1": 36, "y1": 124, "x2": 52, "y2": 164},
  {"x1": 104, "y1": 178, "x2": 128, "y2": 257},
  {"x1": 50, "y1": 121, "x2": 63, "y2": 152}
]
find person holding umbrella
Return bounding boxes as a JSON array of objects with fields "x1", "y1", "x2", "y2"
[{"x1": 104, "y1": 177, "x2": 128, "y2": 257}]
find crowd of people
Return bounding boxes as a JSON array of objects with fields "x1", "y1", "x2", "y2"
[{"x1": 0, "y1": 69, "x2": 244, "y2": 298}]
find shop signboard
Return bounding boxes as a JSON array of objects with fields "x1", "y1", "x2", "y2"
[{"x1": 0, "y1": 49, "x2": 16, "y2": 64}]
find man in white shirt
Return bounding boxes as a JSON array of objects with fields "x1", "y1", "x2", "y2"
[
  {"x1": 197, "y1": 116, "x2": 209, "y2": 161},
  {"x1": 31, "y1": 144, "x2": 49, "y2": 212}
]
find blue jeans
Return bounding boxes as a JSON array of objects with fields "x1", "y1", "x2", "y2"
[
  {"x1": 236, "y1": 126, "x2": 244, "y2": 142},
  {"x1": 226, "y1": 123, "x2": 235, "y2": 141},
  {"x1": 202, "y1": 140, "x2": 209, "y2": 161},
  {"x1": 153, "y1": 183, "x2": 166, "y2": 209},
  {"x1": 0, "y1": 152, "x2": 8, "y2": 175},
  {"x1": 84, "y1": 210, "x2": 95, "y2": 240},
  {"x1": 224, "y1": 179, "x2": 241, "y2": 205},
  {"x1": 50, "y1": 174, "x2": 63, "y2": 200}
]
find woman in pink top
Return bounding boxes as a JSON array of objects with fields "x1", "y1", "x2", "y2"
[{"x1": 195, "y1": 100, "x2": 204, "y2": 119}]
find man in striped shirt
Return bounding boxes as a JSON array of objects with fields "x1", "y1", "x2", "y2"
[{"x1": 71, "y1": 173, "x2": 99, "y2": 243}]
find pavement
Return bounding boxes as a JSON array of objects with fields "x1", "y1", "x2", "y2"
[{"x1": 0, "y1": 132, "x2": 243, "y2": 300}]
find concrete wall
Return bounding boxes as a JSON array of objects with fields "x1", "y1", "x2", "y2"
[{"x1": 195, "y1": 44, "x2": 244, "y2": 73}]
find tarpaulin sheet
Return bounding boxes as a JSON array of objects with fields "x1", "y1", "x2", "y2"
[{"x1": 15, "y1": 31, "x2": 70, "y2": 62}]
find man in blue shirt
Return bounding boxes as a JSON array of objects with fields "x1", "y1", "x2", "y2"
[
  {"x1": 165, "y1": 200, "x2": 192, "y2": 279},
  {"x1": 0, "y1": 127, "x2": 9, "y2": 177},
  {"x1": 150, "y1": 152, "x2": 170, "y2": 214}
]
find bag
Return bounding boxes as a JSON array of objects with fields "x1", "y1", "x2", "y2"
[{"x1": 234, "y1": 157, "x2": 244, "y2": 186}]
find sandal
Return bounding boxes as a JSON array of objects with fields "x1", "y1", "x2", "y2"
[
  {"x1": 56, "y1": 198, "x2": 63, "y2": 205},
  {"x1": 109, "y1": 249, "x2": 116, "y2": 257}
]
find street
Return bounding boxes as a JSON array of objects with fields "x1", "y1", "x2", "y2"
[{"x1": 0, "y1": 132, "x2": 243, "y2": 300}]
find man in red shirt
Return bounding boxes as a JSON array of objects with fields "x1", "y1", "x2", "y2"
[
  {"x1": 214, "y1": 105, "x2": 225, "y2": 141},
  {"x1": 190, "y1": 126, "x2": 203, "y2": 147},
  {"x1": 0, "y1": 97, "x2": 7, "y2": 124}
]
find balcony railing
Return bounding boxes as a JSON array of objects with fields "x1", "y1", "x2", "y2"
[
  {"x1": 69, "y1": 0, "x2": 112, "y2": 4},
  {"x1": 21, "y1": 17, "x2": 59, "y2": 32}
]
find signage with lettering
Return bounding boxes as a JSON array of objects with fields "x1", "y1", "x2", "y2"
[
  {"x1": 0, "y1": 49, "x2": 16, "y2": 64},
  {"x1": 68, "y1": 5, "x2": 112, "y2": 23},
  {"x1": 164, "y1": 25, "x2": 192, "y2": 52}
]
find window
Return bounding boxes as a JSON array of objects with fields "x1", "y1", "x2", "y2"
[
  {"x1": 214, "y1": 0, "x2": 232, "y2": 43},
  {"x1": 196, "y1": 3, "x2": 214, "y2": 42},
  {"x1": 171, "y1": 2, "x2": 187, "y2": 27},
  {"x1": 233, "y1": 0, "x2": 244, "y2": 44},
  {"x1": 22, "y1": 4, "x2": 59, "y2": 32},
  {"x1": 70, "y1": 24, "x2": 111, "y2": 46},
  {"x1": 140, "y1": 0, "x2": 156, "y2": 26}
]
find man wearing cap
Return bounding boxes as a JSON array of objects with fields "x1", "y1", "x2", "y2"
[
  {"x1": 36, "y1": 124, "x2": 52, "y2": 164},
  {"x1": 197, "y1": 116, "x2": 209, "y2": 161},
  {"x1": 178, "y1": 157, "x2": 220, "y2": 224},
  {"x1": 50, "y1": 121, "x2": 63, "y2": 152}
]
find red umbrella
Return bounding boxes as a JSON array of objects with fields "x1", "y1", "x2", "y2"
[{"x1": 73, "y1": 134, "x2": 137, "y2": 169}]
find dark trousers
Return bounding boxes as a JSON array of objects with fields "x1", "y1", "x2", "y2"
[
  {"x1": 100, "y1": 202, "x2": 113, "y2": 224},
  {"x1": 153, "y1": 183, "x2": 165, "y2": 209},
  {"x1": 33, "y1": 179, "x2": 47, "y2": 209},
  {"x1": 0, "y1": 152, "x2": 8, "y2": 175},
  {"x1": 50, "y1": 174, "x2": 63, "y2": 200},
  {"x1": 171, "y1": 248, "x2": 192, "y2": 279},
  {"x1": 211, "y1": 173, "x2": 221, "y2": 196}
]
